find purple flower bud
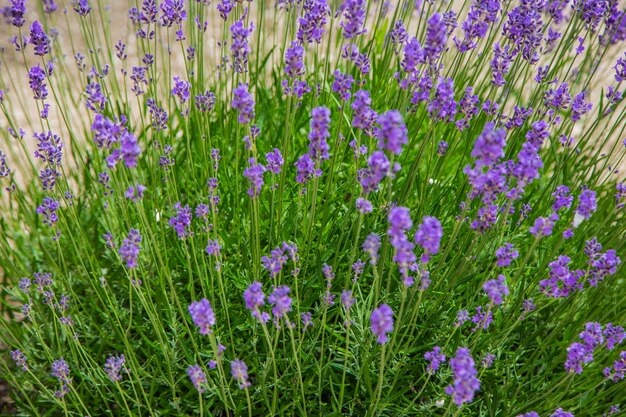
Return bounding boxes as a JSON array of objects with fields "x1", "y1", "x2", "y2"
[
  {"x1": 230, "y1": 359, "x2": 251, "y2": 389},
  {"x1": 370, "y1": 304, "x2": 394, "y2": 344},
  {"x1": 187, "y1": 364, "x2": 206, "y2": 392},
  {"x1": 445, "y1": 347, "x2": 480, "y2": 406},
  {"x1": 188, "y1": 298, "x2": 216, "y2": 335}
]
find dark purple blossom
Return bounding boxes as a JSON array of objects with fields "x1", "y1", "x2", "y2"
[
  {"x1": 28, "y1": 65, "x2": 49, "y2": 100},
  {"x1": 30, "y1": 21, "x2": 51, "y2": 56},
  {"x1": 540, "y1": 255, "x2": 584, "y2": 298},
  {"x1": 332, "y1": 70, "x2": 354, "y2": 101},
  {"x1": 9, "y1": 0, "x2": 26, "y2": 27},
  {"x1": 424, "y1": 12, "x2": 447, "y2": 61},
  {"x1": 529, "y1": 213, "x2": 558, "y2": 237},
  {"x1": 169, "y1": 203, "x2": 192, "y2": 238},
  {"x1": 575, "y1": 188, "x2": 597, "y2": 221},
  {"x1": 172, "y1": 76, "x2": 191, "y2": 104},
  {"x1": 571, "y1": 92, "x2": 592, "y2": 121},
  {"x1": 284, "y1": 41, "x2": 305, "y2": 78},
  {"x1": 73, "y1": 0, "x2": 91, "y2": 16},
  {"x1": 471, "y1": 306, "x2": 493, "y2": 331},
  {"x1": 565, "y1": 342, "x2": 593, "y2": 374},
  {"x1": 37, "y1": 197, "x2": 60, "y2": 227},
  {"x1": 120, "y1": 132, "x2": 141, "y2": 168},
  {"x1": 216, "y1": 0, "x2": 233, "y2": 20}
]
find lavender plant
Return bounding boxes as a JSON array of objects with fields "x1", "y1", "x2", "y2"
[{"x1": 0, "y1": 0, "x2": 625, "y2": 415}]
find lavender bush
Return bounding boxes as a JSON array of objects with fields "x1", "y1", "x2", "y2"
[{"x1": 0, "y1": 0, "x2": 625, "y2": 415}]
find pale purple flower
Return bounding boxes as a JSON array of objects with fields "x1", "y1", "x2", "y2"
[
  {"x1": 268, "y1": 286, "x2": 292, "y2": 320},
  {"x1": 424, "y1": 346, "x2": 446, "y2": 373},
  {"x1": 377, "y1": 111, "x2": 408, "y2": 155},
  {"x1": 104, "y1": 354, "x2": 126, "y2": 383},
  {"x1": 187, "y1": 364, "x2": 206, "y2": 392},
  {"x1": 495, "y1": 243, "x2": 519, "y2": 267},
  {"x1": 445, "y1": 347, "x2": 480, "y2": 406},
  {"x1": 188, "y1": 298, "x2": 216, "y2": 335},
  {"x1": 414, "y1": 216, "x2": 443, "y2": 263},
  {"x1": 231, "y1": 359, "x2": 251, "y2": 389},
  {"x1": 370, "y1": 304, "x2": 394, "y2": 344},
  {"x1": 483, "y1": 275, "x2": 509, "y2": 305}
]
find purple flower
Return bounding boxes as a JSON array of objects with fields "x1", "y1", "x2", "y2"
[
  {"x1": 495, "y1": 243, "x2": 519, "y2": 267},
  {"x1": 187, "y1": 365, "x2": 206, "y2": 392},
  {"x1": 284, "y1": 41, "x2": 305, "y2": 78},
  {"x1": 302, "y1": 312, "x2": 313, "y2": 329},
  {"x1": 232, "y1": 84, "x2": 255, "y2": 124},
  {"x1": 297, "y1": 0, "x2": 330, "y2": 44},
  {"x1": 11, "y1": 350, "x2": 28, "y2": 371},
  {"x1": 159, "y1": 0, "x2": 186, "y2": 27},
  {"x1": 332, "y1": 70, "x2": 354, "y2": 101},
  {"x1": 471, "y1": 306, "x2": 493, "y2": 331},
  {"x1": 104, "y1": 354, "x2": 126, "y2": 383},
  {"x1": 483, "y1": 275, "x2": 509, "y2": 305},
  {"x1": 363, "y1": 233, "x2": 381, "y2": 265},
  {"x1": 482, "y1": 353, "x2": 496, "y2": 368},
  {"x1": 9, "y1": 0, "x2": 27, "y2": 27},
  {"x1": 340, "y1": 0, "x2": 366, "y2": 39},
  {"x1": 603, "y1": 324, "x2": 626, "y2": 350},
  {"x1": 0, "y1": 150, "x2": 10, "y2": 178},
  {"x1": 231, "y1": 359, "x2": 251, "y2": 389},
  {"x1": 358, "y1": 151, "x2": 392, "y2": 193},
  {"x1": 377, "y1": 110, "x2": 408, "y2": 155},
  {"x1": 244, "y1": 282, "x2": 269, "y2": 323},
  {"x1": 370, "y1": 304, "x2": 394, "y2": 344},
  {"x1": 575, "y1": 188, "x2": 597, "y2": 221},
  {"x1": 341, "y1": 290, "x2": 355, "y2": 310},
  {"x1": 37, "y1": 197, "x2": 60, "y2": 227},
  {"x1": 356, "y1": 197, "x2": 373, "y2": 214},
  {"x1": 388, "y1": 206, "x2": 416, "y2": 286},
  {"x1": 188, "y1": 298, "x2": 216, "y2": 335},
  {"x1": 73, "y1": 0, "x2": 91, "y2": 16},
  {"x1": 30, "y1": 21, "x2": 51, "y2": 56},
  {"x1": 352, "y1": 90, "x2": 377, "y2": 135},
  {"x1": 552, "y1": 185, "x2": 573, "y2": 212},
  {"x1": 268, "y1": 286, "x2": 292, "y2": 320},
  {"x1": 169, "y1": 203, "x2": 192, "y2": 239},
  {"x1": 502, "y1": 0, "x2": 543, "y2": 63},
  {"x1": 428, "y1": 77, "x2": 457, "y2": 122},
  {"x1": 172, "y1": 76, "x2": 191, "y2": 104},
  {"x1": 517, "y1": 412, "x2": 540, "y2": 417},
  {"x1": 445, "y1": 347, "x2": 480, "y2": 406},
  {"x1": 491, "y1": 43, "x2": 514, "y2": 86},
  {"x1": 261, "y1": 246, "x2": 288, "y2": 278},
  {"x1": 571, "y1": 92, "x2": 592, "y2": 121},
  {"x1": 51, "y1": 358, "x2": 71, "y2": 397},
  {"x1": 603, "y1": 351, "x2": 626, "y2": 382},
  {"x1": 424, "y1": 346, "x2": 446, "y2": 373},
  {"x1": 308, "y1": 107, "x2": 331, "y2": 161},
  {"x1": 470, "y1": 122, "x2": 506, "y2": 168},
  {"x1": 28, "y1": 65, "x2": 49, "y2": 100},
  {"x1": 120, "y1": 132, "x2": 141, "y2": 168},
  {"x1": 544, "y1": 82, "x2": 571, "y2": 110},
  {"x1": 230, "y1": 17, "x2": 254, "y2": 73},
  {"x1": 424, "y1": 12, "x2": 447, "y2": 62},
  {"x1": 119, "y1": 229, "x2": 142, "y2": 269},
  {"x1": 243, "y1": 158, "x2": 266, "y2": 198},
  {"x1": 216, "y1": 0, "x2": 233, "y2": 20},
  {"x1": 265, "y1": 148, "x2": 284, "y2": 175},
  {"x1": 414, "y1": 216, "x2": 443, "y2": 262},
  {"x1": 455, "y1": 310, "x2": 470, "y2": 327},
  {"x1": 539, "y1": 255, "x2": 584, "y2": 298},
  {"x1": 295, "y1": 153, "x2": 320, "y2": 184},
  {"x1": 401, "y1": 37, "x2": 425, "y2": 73},
  {"x1": 529, "y1": 214, "x2": 558, "y2": 237},
  {"x1": 550, "y1": 408, "x2": 574, "y2": 417}
]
